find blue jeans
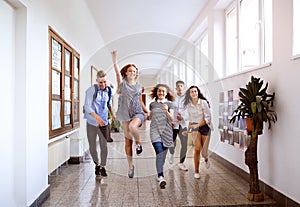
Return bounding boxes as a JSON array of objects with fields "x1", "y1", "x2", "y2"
[{"x1": 152, "y1": 142, "x2": 168, "y2": 177}]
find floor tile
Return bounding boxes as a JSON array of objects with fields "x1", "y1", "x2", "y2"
[{"x1": 44, "y1": 131, "x2": 276, "y2": 207}]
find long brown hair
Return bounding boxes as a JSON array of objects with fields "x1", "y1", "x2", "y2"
[
  {"x1": 120, "y1": 64, "x2": 139, "y2": 81},
  {"x1": 149, "y1": 84, "x2": 175, "y2": 102},
  {"x1": 183, "y1": 85, "x2": 210, "y2": 107}
]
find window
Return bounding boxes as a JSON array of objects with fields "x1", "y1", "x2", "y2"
[
  {"x1": 194, "y1": 32, "x2": 209, "y2": 84},
  {"x1": 199, "y1": 33, "x2": 209, "y2": 83},
  {"x1": 173, "y1": 61, "x2": 178, "y2": 80},
  {"x1": 225, "y1": 0, "x2": 272, "y2": 75},
  {"x1": 179, "y1": 60, "x2": 186, "y2": 83},
  {"x1": 293, "y1": 0, "x2": 300, "y2": 56},
  {"x1": 226, "y1": 6, "x2": 238, "y2": 75},
  {"x1": 49, "y1": 27, "x2": 80, "y2": 139}
]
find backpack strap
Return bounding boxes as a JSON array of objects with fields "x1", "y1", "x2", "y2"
[
  {"x1": 93, "y1": 84, "x2": 112, "y2": 106},
  {"x1": 92, "y1": 84, "x2": 98, "y2": 102}
]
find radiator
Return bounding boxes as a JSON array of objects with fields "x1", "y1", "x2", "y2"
[{"x1": 48, "y1": 137, "x2": 70, "y2": 175}]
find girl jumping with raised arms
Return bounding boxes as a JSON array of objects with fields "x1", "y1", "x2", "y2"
[{"x1": 111, "y1": 50, "x2": 148, "y2": 178}]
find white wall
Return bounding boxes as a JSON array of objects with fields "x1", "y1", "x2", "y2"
[
  {"x1": 0, "y1": 1, "x2": 16, "y2": 206},
  {"x1": 0, "y1": 0, "x2": 105, "y2": 205}
]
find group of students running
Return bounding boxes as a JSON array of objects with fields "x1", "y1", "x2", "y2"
[{"x1": 83, "y1": 50, "x2": 213, "y2": 189}]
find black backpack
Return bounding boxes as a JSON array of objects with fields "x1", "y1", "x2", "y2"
[{"x1": 83, "y1": 84, "x2": 112, "y2": 114}]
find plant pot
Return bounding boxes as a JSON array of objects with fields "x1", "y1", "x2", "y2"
[
  {"x1": 247, "y1": 192, "x2": 264, "y2": 202},
  {"x1": 245, "y1": 118, "x2": 263, "y2": 135}
]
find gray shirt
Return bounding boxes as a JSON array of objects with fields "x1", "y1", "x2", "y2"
[
  {"x1": 116, "y1": 78, "x2": 144, "y2": 121},
  {"x1": 149, "y1": 101, "x2": 174, "y2": 147}
]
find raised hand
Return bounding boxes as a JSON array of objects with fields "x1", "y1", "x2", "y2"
[{"x1": 111, "y1": 50, "x2": 117, "y2": 64}]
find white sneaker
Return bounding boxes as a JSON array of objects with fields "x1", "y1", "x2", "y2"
[
  {"x1": 156, "y1": 176, "x2": 166, "y2": 188},
  {"x1": 169, "y1": 154, "x2": 174, "y2": 164},
  {"x1": 205, "y1": 159, "x2": 210, "y2": 169},
  {"x1": 177, "y1": 163, "x2": 188, "y2": 171},
  {"x1": 194, "y1": 173, "x2": 201, "y2": 179}
]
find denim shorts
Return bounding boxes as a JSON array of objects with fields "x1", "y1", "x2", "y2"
[{"x1": 191, "y1": 123, "x2": 210, "y2": 135}]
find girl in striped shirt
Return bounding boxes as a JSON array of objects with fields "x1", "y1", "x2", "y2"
[{"x1": 149, "y1": 84, "x2": 175, "y2": 188}]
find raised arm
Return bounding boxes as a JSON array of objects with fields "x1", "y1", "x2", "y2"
[{"x1": 111, "y1": 50, "x2": 122, "y2": 86}]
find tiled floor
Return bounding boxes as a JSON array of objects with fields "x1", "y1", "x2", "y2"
[{"x1": 43, "y1": 127, "x2": 276, "y2": 207}]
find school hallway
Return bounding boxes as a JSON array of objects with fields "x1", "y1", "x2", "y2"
[{"x1": 42, "y1": 125, "x2": 276, "y2": 207}]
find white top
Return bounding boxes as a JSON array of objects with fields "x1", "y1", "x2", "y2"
[
  {"x1": 172, "y1": 94, "x2": 187, "y2": 129},
  {"x1": 185, "y1": 99, "x2": 213, "y2": 130}
]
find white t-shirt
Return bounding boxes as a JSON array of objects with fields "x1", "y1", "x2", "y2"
[{"x1": 186, "y1": 99, "x2": 213, "y2": 130}]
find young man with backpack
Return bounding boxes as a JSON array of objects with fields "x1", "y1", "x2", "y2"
[{"x1": 83, "y1": 70, "x2": 115, "y2": 180}]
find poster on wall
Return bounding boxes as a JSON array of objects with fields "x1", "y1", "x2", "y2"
[
  {"x1": 52, "y1": 100, "x2": 61, "y2": 130},
  {"x1": 51, "y1": 39, "x2": 62, "y2": 70},
  {"x1": 52, "y1": 70, "x2": 60, "y2": 95},
  {"x1": 218, "y1": 89, "x2": 251, "y2": 150}
]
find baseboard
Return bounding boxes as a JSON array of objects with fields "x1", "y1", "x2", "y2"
[
  {"x1": 211, "y1": 152, "x2": 300, "y2": 207},
  {"x1": 29, "y1": 185, "x2": 50, "y2": 207}
]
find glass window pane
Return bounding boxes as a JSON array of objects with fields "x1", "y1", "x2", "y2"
[
  {"x1": 293, "y1": 0, "x2": 300, "y2": 55},
  {"x1": 52, "y1": 100, "x2": 61, "y2": 130},
  {"x1": 65, "y1": 49, "x2": 71, "y2": 73},
  {"x1": 186, "y1": 65, "x2": 194, "y2": 84},
  {"x1": 179, "y1": 61, "x2": 186, "y2": 82},
  {"x1": 240, "y1": 0, "x2": 260, "y2": 69},
  {"x1": 64, "y1": 115, "x2": 71, "y2": 125},
  {"x1": 52, "y1": 38, "x2": 62, "y2": 70},
  {"x1": 74, "y1": 80, "x2": 79, "y2": 100},
  {"x1": 52, "y1": 70, "x2": 61, "y2": 96},
  {"x1": 226, "y1": 7, "x2": 238, "y2": 75},
  {"x1": 173, "y1": 62, "x2": 178, "y2": 80},
  {"x1": 264, "y1": 0, "x2": 273, "y2": 62},
  {"x1": 74, "y1": 57, "x2": 79, "y2": 79},
  {"x1": 64, "y1": 76, "x2": 71, "y2": 100},
  {"x1": 200, "y1": 34, "x2": 209, "y2": 83},
  {"x1": 64, "y1": 102, "x2": 71, "y2": 115},
  {"x1": 74, "y1": 102, "x2": 79, "y2": 122}
]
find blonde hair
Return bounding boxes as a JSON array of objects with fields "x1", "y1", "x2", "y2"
[{"x1": 97, "y1": 70, "x2": 107, "y2": 78}]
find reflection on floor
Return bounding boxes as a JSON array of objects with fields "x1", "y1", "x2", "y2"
[{"x1": 43, "y1": 131, "x2": 276, "y2": 207}]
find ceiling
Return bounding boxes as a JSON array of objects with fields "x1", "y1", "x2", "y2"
[{"x1": 84, "y1": 0, "x2": 208, "y2": 81}]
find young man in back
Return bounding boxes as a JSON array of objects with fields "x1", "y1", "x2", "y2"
[
  {"x1": 84, "y1": 70, "x2": 116, "y2": 180},
  {"x1": 169, "y1": 80, "x2": 188, "y2": 171}
]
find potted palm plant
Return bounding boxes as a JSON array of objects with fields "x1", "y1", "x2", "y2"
[{"x1": 230, "y1": 76, "x2": 277, "y2": 201}]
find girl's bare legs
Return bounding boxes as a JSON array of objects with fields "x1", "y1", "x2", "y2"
[
  {"x1": 122, "y1": 120, "x2": 143, "y2": 177},
  {"x1": 201, "y1": 135, "x2": 210, "y2": 161},
  {"x1": 125, "y1": 137, "x2": 133, "y2": 168},
  {"x1": 128, "y1": 117, "x2": 143, "y2": 146},
  {"x1": 193, "y1": 132, "x2": 202, "y2": 174},
  {"x1": 122, "y1": 122, "x2": 134, "y2": 169}
]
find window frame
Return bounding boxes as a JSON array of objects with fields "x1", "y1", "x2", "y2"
[
  {"x1": 49, "y1": 27, "x2": 80, "y2": 139},
  {"x1": 293, "y1": 0, "x2": 300, "y2": 58},
  {"x1": 225, "y1": 0, "x2": 272, "y2": 76}
]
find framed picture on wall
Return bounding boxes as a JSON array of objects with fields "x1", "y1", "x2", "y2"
[{"x1": 91, "y1": 65, "x2": 98, "y2": 86}]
